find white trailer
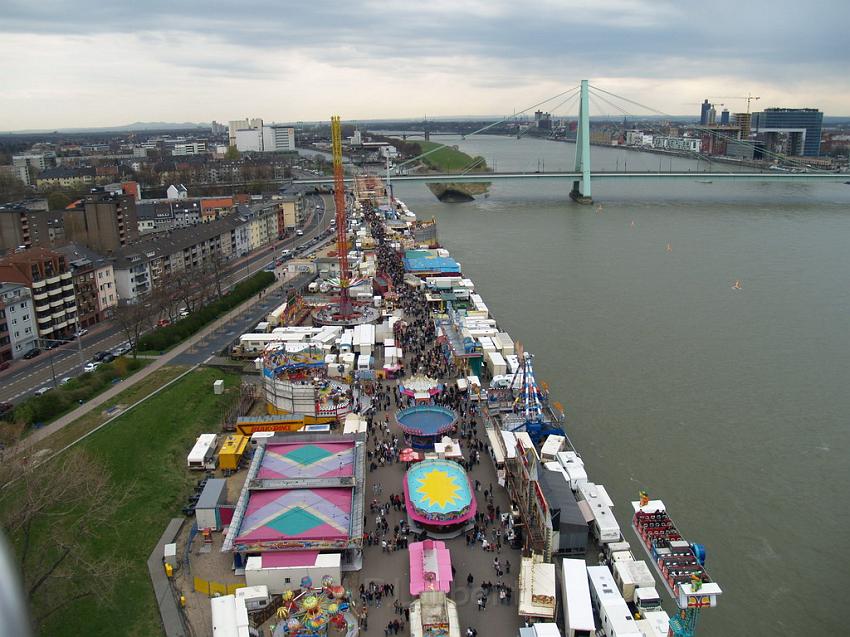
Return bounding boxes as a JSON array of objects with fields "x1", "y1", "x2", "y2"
[
  {"x1": 211, "y1": 593, "x2": 256, "y2": 637},
  {"x1": 586, "y1": 565, "x2": 643, "y2": 637},
  {"x1": 576, "y1": 482, "x2": 621, "y2": 543},
  {"x1": 187, "y1": 434, "x2": 218, "y2": 470},
  {"x1": 613, "y1": 560, "x2": 661, "y2": 611},
  {"x1": 560, "y1": 559, "x2": 595, "y2": 637},
  {"x1": 244, "y1": 553, "x2": 341, "y2": 594},
  {"x1": 486, "y1": 351, "x2": 507, "y2": 376},
  {"x1": 635, "y1": 610, "x2": 670, "y2": 637}
]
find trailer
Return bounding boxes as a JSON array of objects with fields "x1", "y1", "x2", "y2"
[
  {"x1": 586, "y1": 565, "x2": 643, "y2": 637},
  {"x1": 187, "y1": 434, "x2": 218, "y2": 470},
  {"x1": 218, "y1": 435, "x2": 248, "y2": 471},
  {"x1": 560, "y1": 558, "x2": 595, "y2": 637},
  {"x1": 576, "y1": 482, "x2": 621, "y2": 543},
  {"x1": 210, "y1": 593, "x2": 257, "y2": 637},
  {"x1": 613, "y1": 560, "x2": 662, "y2": 612}
]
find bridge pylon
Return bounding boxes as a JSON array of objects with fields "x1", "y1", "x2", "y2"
[{"x1": 570, "y1": 79, "x2": 593, "y2": 204}]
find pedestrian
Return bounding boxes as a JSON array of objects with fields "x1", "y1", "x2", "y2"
[
  {"x1": 506, "y1": 560, "x2": 511, "y2": 574},
  {"x1": 467, "y1": 573, "x2": 474, "y2": 586},
  {"x1": 477, "y1": 597, "x2": 484, "y2": 612}
]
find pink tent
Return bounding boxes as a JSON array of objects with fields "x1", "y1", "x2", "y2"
[{"x1": 408, "y1": 539, "x2": 453, "y2": 596}]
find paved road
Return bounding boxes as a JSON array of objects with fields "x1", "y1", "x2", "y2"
[
  {"x1": 8, "y1": 194, "x2": 337, "y2": 454},
  {"x1": 0, "y1": 194, "x2": 331, "y2": 404}
]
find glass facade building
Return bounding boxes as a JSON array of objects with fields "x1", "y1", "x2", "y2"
[{"x1": 751, "y1": 108, "x2": 823, "y2": 156}]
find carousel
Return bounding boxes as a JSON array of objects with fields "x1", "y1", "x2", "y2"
[
  {"x1": 394, "y1": 405, "x2": 458, "y2": 451},
  {"x1": 272, "y1": 575, "x2": 358, "y2": 637},
  {"x1": 398, "y1": 374, "x2": 443, "y2": 403},
  {"x1": 262, "y1": 343, "x2": 354, "y2": 419},
  {"x1": 404, "y1": 458, "x2": 476, "y2": 538}
]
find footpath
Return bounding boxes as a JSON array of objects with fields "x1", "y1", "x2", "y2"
[{"x1": 11, "y1": 271, "x2": 294, "y2": 456}]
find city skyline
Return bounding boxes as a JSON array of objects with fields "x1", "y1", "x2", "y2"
[{"x1": 2, "y1": 0, "x2": 849, "y2": 130}]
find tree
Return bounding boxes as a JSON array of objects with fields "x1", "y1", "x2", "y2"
[
  {"x1": 47, "y1": 190, "x2": 73, "y2": 211},
  {"x1": 0, "y1": 450, "x2": 131, "y2": 630},
  {"x1": 224, "y1": 145, "x2": 240, "y2": 160},
  {"x1": 112, "y1": 300, "x2": 152, "y2": 357}
]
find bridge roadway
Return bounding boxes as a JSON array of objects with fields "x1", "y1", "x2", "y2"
[{"x1": 294, "y1": 171, "x2": 848, "y2": 185}]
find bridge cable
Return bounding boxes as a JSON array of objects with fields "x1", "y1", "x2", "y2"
[
  {"x1": 588, "y1": 88, "x2": 718, "y2": 170},
  {"x1": 394, "y1": 85, "x2": 581, "y2": 171},
  {"x1": 589, "y1": 85, "x2": 827, "y2": 173}
]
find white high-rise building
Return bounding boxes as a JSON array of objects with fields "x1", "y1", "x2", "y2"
[
  {"x1": 261, "y1": 125, "x2": 295, "y2": 152},
  {"x1": 228, "y1": 118, "x2": 263, "y2": 146}
]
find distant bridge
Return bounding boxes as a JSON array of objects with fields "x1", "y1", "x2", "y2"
[{"x1": 293, "y1": 171, "x2": 847, "y2": 185}]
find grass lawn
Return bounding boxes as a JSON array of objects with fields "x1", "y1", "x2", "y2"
[
  {"x1": 26, "y1": 365, "x2": 188, "y2": 457},
  {"x1": 40, "y1": 367, "x2": 242, "y2": 637},
  {"x1": 406, "y1": 139, "x2": 488, "y2": 172}
]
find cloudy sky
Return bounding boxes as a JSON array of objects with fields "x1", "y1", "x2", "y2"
[{"x1": 2, "y1": 0, "x2": 848, "y2": 129}]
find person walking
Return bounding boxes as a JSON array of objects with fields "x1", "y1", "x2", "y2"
[{"x1": 467, "y1": 573, "x2": 474, "y2": 586}]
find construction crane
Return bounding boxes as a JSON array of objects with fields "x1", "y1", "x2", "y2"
[
  {"x1": 330, "y1": 115, "x2": 352, "y2": 318},
  {"x1": 707, "y1": 94, "x2": 761, "y2": 113}
]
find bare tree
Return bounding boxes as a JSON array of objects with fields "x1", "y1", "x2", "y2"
[
  {"x1": 0, "y1": 450, "x2": 132, "y2": 630},
  {"x1": 112, "y1": 300, "x2": 152, "y2": 357}
]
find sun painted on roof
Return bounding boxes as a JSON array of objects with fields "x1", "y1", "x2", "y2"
[
  {"x1": 415, "y1": 468, "x2": 463, "y2": 509},
  {"x1": 406, "y1": 459, "x2": 472, "y2": 515},
  {"x1": 258, "y1": 442, "x2": 355, "y2": 480}
]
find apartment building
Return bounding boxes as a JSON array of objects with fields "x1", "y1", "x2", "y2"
[
  {"x1": 56, "y1": 243, "x2": 117, "y2": 327},
  {"x1": 0, "y1": 282, "x2": 38, "y2": 361},
  {"x1": 0, "y1": 247, "x2": 78, "y2": 340}
]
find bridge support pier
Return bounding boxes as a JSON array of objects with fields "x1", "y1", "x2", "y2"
[{"x1": 571, "y1": 79, "x2": 593, "y2": 204}]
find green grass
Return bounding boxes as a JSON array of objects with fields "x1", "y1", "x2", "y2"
[
  {"x1": 26, "y1": 365, "x2": 189, "y2": 456},
  {"x1": 406, "y1": 140, "x2": 489, "y2": 172},
  {"x1": 39, "y1": 367, "x2": 242, "y2": 637},
  {"x1": 3, "y1": 357, "x2": 151, "y2": 434}
]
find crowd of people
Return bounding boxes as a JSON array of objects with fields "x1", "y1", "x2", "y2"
[{"x1": 353, "y1": 204, "x2": 522, "y2": 637}]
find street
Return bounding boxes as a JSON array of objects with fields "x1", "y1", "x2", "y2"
[{"x1": 0, "y1": 192, "x2": 333, "y2": 403}]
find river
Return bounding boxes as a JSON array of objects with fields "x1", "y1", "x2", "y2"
[{"x1": 390, "y1": 135, "x2": 850, "y2": 636}]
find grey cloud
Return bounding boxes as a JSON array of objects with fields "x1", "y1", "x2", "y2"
[{"x1": 3, "y1": 0, "x2": 848, "y2": 99}]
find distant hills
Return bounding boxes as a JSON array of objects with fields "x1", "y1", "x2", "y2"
[{"x1": 4, "y1": 122, "x2": 211, "y2": 134}]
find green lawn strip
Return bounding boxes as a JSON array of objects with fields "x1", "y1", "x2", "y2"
[
  {"x1": 5, "y1": 357, "x2": 152, "y2": 435},
  {"x1": 39, "y1": 367, "x2": 241, "y2": 637},
  {"x1": 137, "y1": 270, "x2": 274, "y2": 352},
  {"x1": 405, "y1": 139, "x2": 488, "y2": 172},
  {"x1": 25, "y1": 365, "x2": 189, "y2": 457}
]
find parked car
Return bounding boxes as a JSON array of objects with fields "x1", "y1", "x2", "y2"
[
  {"x1": 74, "y1": 328, "x2": 89, "y2": 338},
  {"x1": 23, "y1": 348, "x2": 41, "y2": 359},
  {"x1": 296, "y1": 229, "x2": 304, "y2": 236},
  {"x1": 34, "y1": 387, "x2": 51, "y2": 396},
  {"x1": 156, "y1": 318, "x2": 170, "y2": 328},
  {"x1": 93, "y1": 351, "x2": 111, "y2": 362},
  {"x1": 83, "y1": 362, "x2": 100, "y2": 373},
  {"x1": 101, "y1": 353, "x2": 115, "y2": 363},
  {"x1": 0, "y1": 402, "x2": 13, "y2": 417},
  {"x1": 111, "y1": 341, "x2": 132, "y2": 356},
  {"x1": 0, "y1": 360, "x2": 10, "y2": 371},
  {"x1": 179, "y1": 309, "x2": 190, "y2": 318},
  {"x1": 59, "y1": 377, "x2": 72, "y2": 385}
]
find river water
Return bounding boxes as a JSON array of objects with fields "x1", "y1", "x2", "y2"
[{"x1": 391, "y1": 135, "x2": 850, "y2": 636}]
